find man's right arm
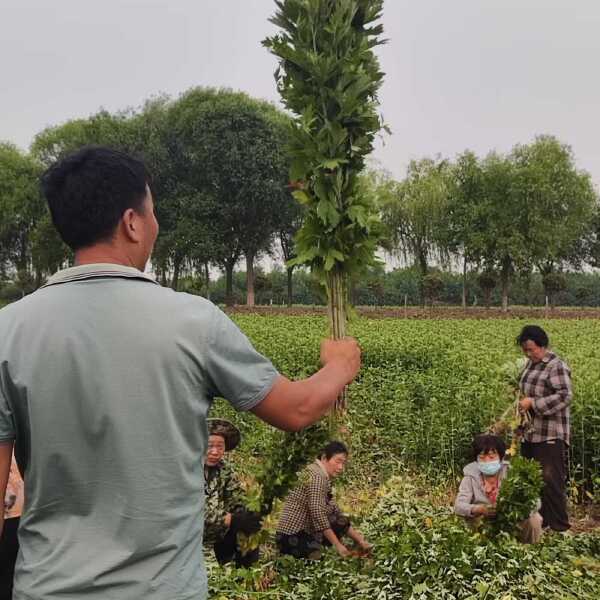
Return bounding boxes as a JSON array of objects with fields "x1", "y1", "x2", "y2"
[{"x1": 251, "y1": 338, "x2": 361, "y2": 432}]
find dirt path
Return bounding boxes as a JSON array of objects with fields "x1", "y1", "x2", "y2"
[{"x1": 227, "y1": 305, "x2": 600, "y2": 320}]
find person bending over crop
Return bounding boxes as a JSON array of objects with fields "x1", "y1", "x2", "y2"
[
  {"x1": 276, "y1": 441, "x2": 372, "y2": 559},
  {"x1": 203, "y1": 419, "x2": 261, "y2": 567},
  {"x1": 455, "y1": 434, "x2": 542, "y2": 543}
]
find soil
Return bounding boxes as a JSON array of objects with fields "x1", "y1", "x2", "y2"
[
  {"x1": 226, "y1": 305, "x2": 600, "y2": 320},
  {"x1": 570, "y1": 504, "x2": 600, "y2": 534}
]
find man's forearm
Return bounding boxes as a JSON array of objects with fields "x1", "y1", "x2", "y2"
[
  {"x1": 292, "y1": 361, "x2": 352, "y2": 425},
  {"x1": 252, "y1": 363, "x2": 351, "y2": 431},
  {"x1": 251, "y1": 337, "x2": 360, "y2": 432}
]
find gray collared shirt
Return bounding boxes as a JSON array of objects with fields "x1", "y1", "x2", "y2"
[{"x1": 0, "y1": 263, "x2": 279, "y2": 600}]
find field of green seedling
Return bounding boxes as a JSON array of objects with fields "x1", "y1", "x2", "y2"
[{"x1": 209, "y1": 315, "x2": 600, "y2": 599}]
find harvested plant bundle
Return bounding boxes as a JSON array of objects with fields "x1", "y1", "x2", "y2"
[
  {"x1": 489, "y1": 455, "x2": 543, "y2": 537},
  {"x1": 264, "y1": 0, "x2": 387, "y2": 411}
]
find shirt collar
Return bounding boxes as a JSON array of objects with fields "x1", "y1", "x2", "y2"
[
  {"x1": 43, "y1": 263, "x2": 159, "y2": 288},
  {"x1": 315, "y1": 459, "x2": 330, "y2": 479},
  {"x1": 541, "y1": 351, "x2": 555, "y2": 364}
]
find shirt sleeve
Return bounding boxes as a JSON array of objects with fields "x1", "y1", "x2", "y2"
[
  {"x1": 454, "y1": 476, "x2": 476, "y2": 517},
  {"x1": 0, "y1": 386, "x2": 15, "y2": 443},
  {"x1": 532, "y1": 361, "x2": 573, "y2": 417},
  {"x1": 204, "y1": 306, "x2": 280, "y2": 412},
  {"x1": 307, "y1": 472, "x2": 331, "y2": 532}
]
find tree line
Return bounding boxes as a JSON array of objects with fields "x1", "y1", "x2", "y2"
[
  {"x1": 0, "y1": 88, "x2": 301, "y2": 306},
  {"x1": 375, "y1": 137, "x2": 599, "y2": 310},
  {"x1": 1, "y1": 87, "x2": 598, "y2": 310}
]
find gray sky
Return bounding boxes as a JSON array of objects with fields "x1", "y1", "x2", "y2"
[{"x1": 1, "y1": 0, "x2": 599, "y2": 186}]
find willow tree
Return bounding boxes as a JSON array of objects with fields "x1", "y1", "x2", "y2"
[{"x1": 264, "y1": 0, "x2": 386, "y2": 409}]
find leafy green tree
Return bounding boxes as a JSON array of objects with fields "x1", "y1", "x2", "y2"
[
  {"x1": 475, "y1": 152, "x2": 523, "y2": 312},
  {"x1": 477, "y1": 271, "x2": 497, "y2": 309},
  {"x1": 445, "y1": 151, "x2": 487, "y2": 308},
  {"x1": 465, "y1": 137, "x2": 597, "y2": 312},
  {"x1": 31, "y1": 110, "x2": 139, "y2": 166},
  {"x1": 422, "y1": 272, "x2": 444, "y2": 307},
  {"x1": 30, "y1": 214, "x2": 71, "y2": 285},
  {"x1": 584, "y1": 204, "x2": 600, "y2": 270},
  {"x1": 379, "y1": 158, "x2": 451, "y2": 305},
  {"x1": 169, "y1": 88, "x2": 292, "y2": 305},
  {"x1": 278, "y1": 193, "x2": 304, "y2": 307},
  {"x1": 510, "y1": 135, "x2": 597, "y2": 300},
  {"x1": 0, "y1": 143, "x2": 49, "y2": 289},
  {"x1": 30, "y1": 99, "x2": 217, "y2": 289}
]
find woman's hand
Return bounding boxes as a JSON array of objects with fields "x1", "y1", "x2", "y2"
[
  {"x1": 472, "y1": 504, "x2": 496, "y2": 517},
  {"x1": 519, "y1": 397, "x2": 534, "y2": 412},
  {"x1": 335, "y1": 543, "x2": 350, "y2": 558},
  {"x1": 359, "y1": 541, "x2": 374, "y2": 551}
]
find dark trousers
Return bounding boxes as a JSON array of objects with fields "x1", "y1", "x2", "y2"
[
  {"x1": 276, "y1": 515, "x2": 351, "y2": 559},
  {"x1": 213, "y1": 527, "x2": 259, "y2": 568},
  {"x1": 0, "y1": 517, "x2": 19, "y2": 600},
  {"x1": 522, "y1": 440, "x2": 570, "y2": 531}
]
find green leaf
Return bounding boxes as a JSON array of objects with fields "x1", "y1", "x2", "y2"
[
  {"x1": 292, "y1": 190, "x2": 312, "y2": 205},
  {"x1": 320, "y1": 158, "x2": 348, "y2": 170}
]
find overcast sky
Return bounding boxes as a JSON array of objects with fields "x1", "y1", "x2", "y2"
[{"x1": 1, "y1": 0, "x2": 599, "y2": 186}]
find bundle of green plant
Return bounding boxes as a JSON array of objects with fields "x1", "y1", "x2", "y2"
[
  {"x1": 237, "y1": 422, "x2": 330, "y2": 556},
  {"x1": 488, "y1": 455, "x2": 544, "y2": 537},
  {"x1": 498, "y1": 357, "x2": 528, "y2": 393},
  {"x1": 264, "y1": 0, "x2": 387, "y2": 411},
  {"x1": 490, "y1": 357, "x2": 531, "y2": 453},
  {"x1": 254, "y1": 422, "x2": 330, "y2": 516}
]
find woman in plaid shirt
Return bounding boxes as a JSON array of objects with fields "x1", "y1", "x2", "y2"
[
  {"x1": 276, "y1": 441, "x2": 372, "y2": 559},
  {"x1": 517, "y1": 325, "x2": 572, "y2": 532}
]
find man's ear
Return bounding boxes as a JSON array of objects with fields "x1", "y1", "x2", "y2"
[{"x1": 121, "y1": 208, "x2": 142, "y2": 243}]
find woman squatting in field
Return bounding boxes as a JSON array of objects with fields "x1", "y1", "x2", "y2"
[
  {"x1": 455, "y1": 434, "x2": 543, "y2": 543},
  {"x1": 203, "y1": 419, "x2": 262, "y2": 567},
  {"x1": 276, "y1": 441, "x2": 373, "y2": 559}
]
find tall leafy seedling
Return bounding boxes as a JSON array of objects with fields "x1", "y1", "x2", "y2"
[{"x1": 264, "y1": 0, "x2": 387, "y2": 410}]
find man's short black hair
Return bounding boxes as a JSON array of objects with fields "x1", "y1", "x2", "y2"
[
  {"x1": 321, "y1": 441, "x2": 348, "y2": 460},
  {"x1": 516, "y1": 325, "x2": 549, "y2": 349},
  {"x1": 472, "y1": 434, "x2": 506, "y2": 460},
  {"x1": 41, "y1": 146, "x2": 151, "y2": 250}
]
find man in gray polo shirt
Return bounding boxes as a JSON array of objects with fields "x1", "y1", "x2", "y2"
[{"x1": 0, "y1": 146, "x2": 360, "y2": 599}]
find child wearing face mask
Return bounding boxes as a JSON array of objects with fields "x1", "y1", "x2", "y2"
[{"x1": 454, "y1": 434, "x2": 543, "y2": 544}]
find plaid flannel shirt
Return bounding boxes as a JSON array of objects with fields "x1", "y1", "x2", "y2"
[
  {"x1": 519, "y1": 351, "x2": 572, "y2": 445},
  {"x1": 276, "y1": 461, "x2": 341, "y2": 538}
]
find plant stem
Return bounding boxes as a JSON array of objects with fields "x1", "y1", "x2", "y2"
[{"x1": 327, "y1": 268, "x2": 347, "y2": 415}]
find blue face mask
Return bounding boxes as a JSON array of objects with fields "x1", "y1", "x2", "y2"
[{"x1": 477, "y1": 459, "x2": 501, "y2": 476}]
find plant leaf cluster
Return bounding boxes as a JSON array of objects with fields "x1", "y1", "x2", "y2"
[
  {"x1": 248, "y1": 422, "x2": 330, "y2": 516},
  {"x1": 209, "y1": 475, "x2": 600, "y2": 599},
  {"x1": 488, "y1": 455, "x2": 544, "y2": 537},
  {"x1": 263, "y1": 0, "x2": 386, "y2": 280}
]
